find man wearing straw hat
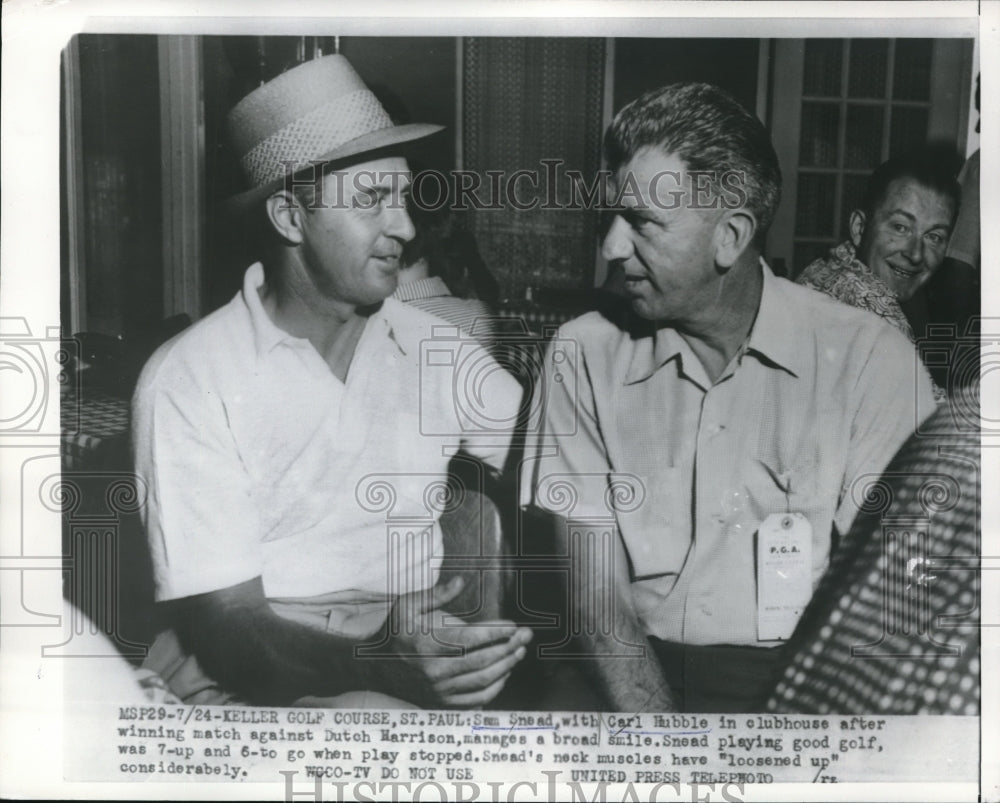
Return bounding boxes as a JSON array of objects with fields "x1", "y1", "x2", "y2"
[{"x1": 132, "y1": 54, "x2": 529, "y2": 708}]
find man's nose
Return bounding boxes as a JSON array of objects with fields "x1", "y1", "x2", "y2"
[
  {"x1": 902, "y1": 233, "x2": 925, "y2": 263},
  {"x1": 387, "y1": 205, "x2": 416, "y2": 242},
  {"x1": 601, "y1": 215, "x2": 633, "y2": 262}
]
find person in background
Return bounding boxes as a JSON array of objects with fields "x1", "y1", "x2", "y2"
[
  {"x1": 393, "y1": 204, "x2": 501, "y2": 348},
  {"x1": 522, "y1": 82, "x2": 937, "y2": 713},
  {"x1": 796, "y1": 154, "x2": 959, "y2": 344},
  {"x1": 929, "y1": 73, "x2": 980, "y2": 344}
]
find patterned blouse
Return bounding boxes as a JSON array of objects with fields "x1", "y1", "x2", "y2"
[{"x1": 796, "y1": 241, "x2": 915, "y2": 341}]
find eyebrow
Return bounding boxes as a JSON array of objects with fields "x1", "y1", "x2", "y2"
[
  {"x1": 366, "y1": 181, "x2": 411, "y2": 199},
  {"x1": 885, "y1": 209, "x2": 952, "y2": 232}
]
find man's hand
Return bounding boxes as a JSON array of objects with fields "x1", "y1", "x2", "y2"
[{"x1": 386, "y1": 577, "x2": 532, "y2": 708}]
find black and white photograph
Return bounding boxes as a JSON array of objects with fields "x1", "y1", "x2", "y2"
[{"x1": 0, "y1": 1, "x2": 995, "y2": 801}]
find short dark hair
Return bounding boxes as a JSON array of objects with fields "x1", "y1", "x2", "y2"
[
  {"x1": 861, "y1": 154, "x2": 961, "y2": 222},
  {"x1": 605, "y1": 82, "x2": 782, "y2": 243}
]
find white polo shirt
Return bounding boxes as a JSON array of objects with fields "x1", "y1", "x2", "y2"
[{"x1": 133, "y1": 263, "x2": 521, "y2": 602}]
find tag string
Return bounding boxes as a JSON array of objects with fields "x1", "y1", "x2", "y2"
[{"x1": 779, "y1": 471, "x2": 792, "y2": 515}]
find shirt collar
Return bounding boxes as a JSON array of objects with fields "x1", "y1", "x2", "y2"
[
  {"x1": 241, "y1": 262, "x2": 407, "y2": 360},
  {"x1": 623, "y1": 260, "x2": 803, "y2": 385},
  {"x1": 375, "y1": 298, "x2": 418, "y2": 357},
  {"x1": 827, "y1": 240, "x2": 897, "y2": 296},
  {"x1": 244, "y1": 263, "x2": 296, "y2": 357},
  {"x1": 831, "y1": 239, "x2": 860, "y2": 264},
  {"x1": 743, "y1": 260, "x2": 804, "y2": 378}
]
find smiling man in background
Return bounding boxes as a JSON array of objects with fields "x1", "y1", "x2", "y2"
[{"x1": 796, "y1": 155, "x2": 959, "y2": 342}]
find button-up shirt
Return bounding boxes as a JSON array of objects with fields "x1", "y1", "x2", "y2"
[
  {"x1": 523, "y1": 263, "x2": 936, "y2": 646},
  {"x1": 134, "y1": 263, "x2": 521, "y2": 603}
]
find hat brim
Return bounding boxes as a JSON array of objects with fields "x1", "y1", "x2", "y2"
[{"x1": 223, "y1": 122, "x2": 444, "y2": 216}]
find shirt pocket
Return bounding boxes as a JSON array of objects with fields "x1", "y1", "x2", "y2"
[{"x1": 615, "y1": 466, "x2": 692, "y2": 580}]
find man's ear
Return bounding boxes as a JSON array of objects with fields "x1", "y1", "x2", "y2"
[
  {"x1": 265, "y1": 191, "x2": 306, "y2": 245},
  {"x1": 848, "y1": 210, "x2": 867, "y2": 248},
  {"x1": 714, "y1": 208, "x2": 757, "y2": 270}
]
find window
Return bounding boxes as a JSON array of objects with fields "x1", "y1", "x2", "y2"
[{"x1": 767, "y1": 38, "x2": 974, "y2": 277}]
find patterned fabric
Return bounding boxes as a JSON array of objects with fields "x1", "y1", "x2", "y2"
[
  {"x1": 797, "y1": 241, "x2": 914, "y2": 341},
  {"x1": 797, "y1": 241, "x2": 948, "y2": 404},
  {"x1": 766, "y1": 402, "x2": 979, "y2": 714},
  {"x1": 240, "y1": 90, "x2": 391, "y2": 186},
  {"x1": 462, "y1": 37, "x2": 606, "y2": 300}
]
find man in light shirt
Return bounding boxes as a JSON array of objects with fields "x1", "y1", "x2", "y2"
[{"x1": 523, "y1": 82, "x2": 935, "y2": 712}]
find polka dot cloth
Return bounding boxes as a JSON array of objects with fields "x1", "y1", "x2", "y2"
[{"x1": 765, "y1": 403, "x2": 979, "y2": 715}]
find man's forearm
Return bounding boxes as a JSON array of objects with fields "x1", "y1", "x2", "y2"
[
  {"x1": 575, "y1": 600, "x2": 675, "y2": 713},
  {"x1": 561, "y1": 519, "x2": 676, "y2": 712},
  {"x1": 178, "y1": 586, "x2": 434, "y2": 707}
]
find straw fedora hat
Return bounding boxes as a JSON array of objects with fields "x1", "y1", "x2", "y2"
[{"x1": 225, "y1": 54, "x2": 442, "y2": 213}]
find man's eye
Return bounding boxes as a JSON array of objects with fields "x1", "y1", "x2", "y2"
[
  {"x1": 891, "y1": 222, "x2": 910, "y2": 235},
  {"x1": 625, "y1": 211, "x2": 651, "y2": 230},
  {"x1": 926, "y1": 232, "x2": 945, "y2": 247},
  {"x1": 355, "y1": 191, "x2": 379, "y2": 209}
]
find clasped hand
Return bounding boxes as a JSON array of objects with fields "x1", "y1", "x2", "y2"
[{"x1": 387, "y1": 577, "x2": 532, "y2": 708}]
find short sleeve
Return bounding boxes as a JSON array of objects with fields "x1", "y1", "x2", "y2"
[
  {"x1": 520, "y1": 331, "x2": 614, "y2": 519},
  {"x1": 132, "y1": 355, "x2": 263, "y2": 601}
]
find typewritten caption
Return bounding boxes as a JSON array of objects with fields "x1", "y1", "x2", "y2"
[{"x1": 65, "y1": 705, "x2": 977, "y2": 787}]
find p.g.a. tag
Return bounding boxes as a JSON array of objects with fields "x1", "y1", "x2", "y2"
[{"x1": 756, "y1": 512, "x2": 812, "y2": 642}]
